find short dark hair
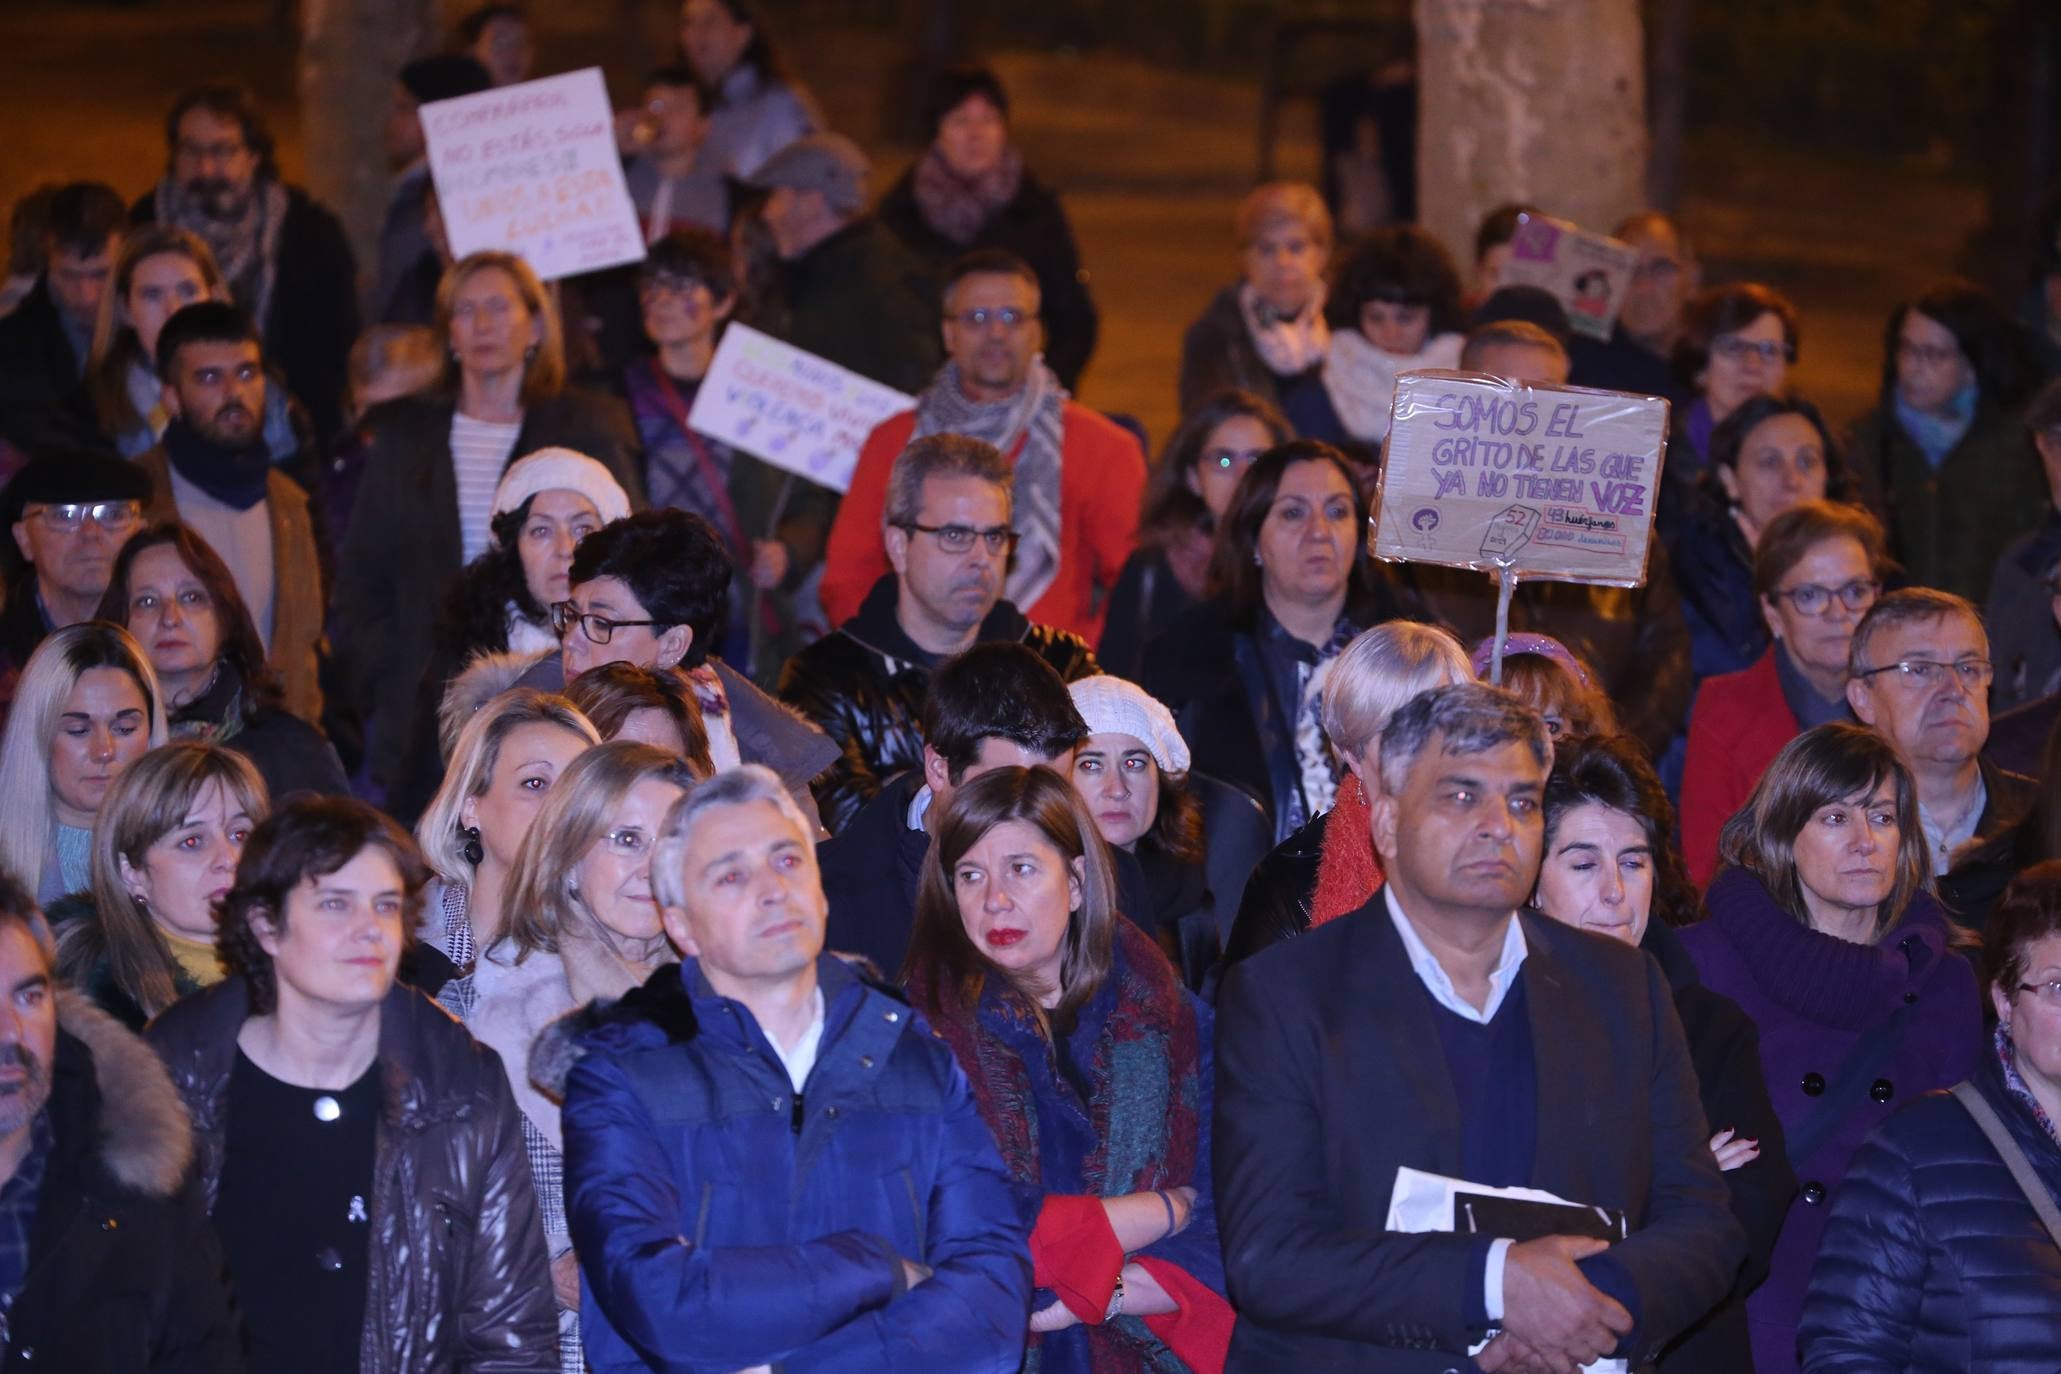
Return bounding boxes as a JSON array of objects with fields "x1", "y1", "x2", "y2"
[
  {"x1": 644, "y1": 64, "x2": 712, "y2": 114},
  {"x1": 1329, "y1": 225, "x2": 1465, "y2": 336},
  {"x1": 1879, "y1": 277, "x2": 2031, "y2": 413},
  {"x1": 43, "y1": 182, "x2": 124, "y2": 259},
  {"x1": 920, "y1": 64, "x2": 1009, "y2": 140},
  {"x1": 164, "y1": 86, "x2": 278, "y2": 181},
  {"x1": 1542, "y1": 732, "x2": 1701, "y2": 927},
  {"x1": 568, "y1": 511, "x2": 731, "y2": 669},
  {"x1": 919, "y1": 642, "x2": 1087, "y2": 781},
  {"x1": 1139, "y1": 389, "x2": 1292, "y2": 542},
  {"x1": 154, "y1": 300, "x2": 261, "y2": 381},
  {"x1": 1206, "y1": 439, "x2": 1387, "y2": 618},
  {"x1": 100, "y1": 521, "x2": 283, "y2": 709},
  {"x1": 1987, "y1": 860, "x2": 2061, "y2": 996},
  {"x1": 457, "y1": 1, "x2": 526, "y2": 44},
  {"x1": 1706, "y1": 391, "x2": 1853, "y2": 492},
  {"x1": 1674, "y1": 282, "x2": 1799, "y2": 388},
  {"x1": 563, "y1": 662, "x2": 713, "y2": 776},
  {"x1": 218, "y1": 797, "x2": 430, "y2": 1016},
  {"x1": 1474, "y1": 202, "x2": 1538, "y2": 265},
  {"x1": 640, "y1": 226, "x2": 736, "y2": 305},
  {"x1": 882, "y1": 433, "x2": 1012, "y2": 530},
  {"x1": 944, "y1": 248, "x2": 1039, "y2": 308},
  {"x1": 1378, "y1": 681, "x2": 1551, "y2": 796}
]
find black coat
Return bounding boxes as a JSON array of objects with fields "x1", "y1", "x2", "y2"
[
  {"x1": 7, "y1": 993, "x2": 240, "y2": 1372},
  {"x1": 1934, "y1": 758, "x2": 2041, "y2": 933},
  {"x1": 171, "y1": 661, "x2": 349, "y2": 802},
  {"x1": 757, "y1": 218, "x2": 940, "y2": 396},
  {"x1": 877, "y1": 166, "x2": 1098, "y2": 390},
  {"x1": 776, "y1": 573, "x2": 1099, "y2": 834},
  {"x1": 0, "y1": 275, "x2": 100, "y2": 458},
  {"x1": 1097, "y1": 545, "x2": 1201, "y2": 684},
  {"x1": 1219, "y1": 807, "x2": 1326, "y2": 970},
  {"x1": 131, "y1": 185, "x2": 360, "y2": 444},
  {"x1": 1214, "y1": 892, "x2": 1745, "y2": 1370},
  {"x1": 329, "y1": 389, "x2": 643, "y2": 805}
]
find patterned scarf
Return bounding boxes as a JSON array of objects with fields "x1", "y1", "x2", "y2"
[
  {"x1": 681, "y1": 664, "x2": 741, "y2": 771},
  {"x1": 911, "y1": 144, "x2": 1025, "y2": 246},
  {"x1": 910, "y1": 918, "x2": 1202, "y2": 1374},
  {"x1": 912, "y1": 360, "x2": 1067, "y2": 614},
  {"x1": 1291, "y1": 620, "x2": 1360, "y2": 824},
  {"x1": 153, "y1": 175, "x2": 289, "y2": 331},
  {"x1": 1238, "y1": 281, "x2": 1329, "y2": 378},
  {"x1": 1998, "y1": 1022, "x2": 2061, "y2": 1145}
]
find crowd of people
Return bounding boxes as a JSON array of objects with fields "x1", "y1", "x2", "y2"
[{"x1": 1, "y1": 1, "x2": 2060, "y2": 1371}]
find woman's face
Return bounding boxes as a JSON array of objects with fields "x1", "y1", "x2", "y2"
[
  {"x1": 1258, "y1": 459, "x2": 1356, "y2": 612},
  {"x1": 951, "y1": 818, "x2": 1083, "y2": 1003},
  {"x1": 1791, "y1": 780, "x2": 1901, "y2": 935},
  {"x1": 460, "y1": 722, "x2": 592, "y2": 873},
  {"x1": 447, "y1": 266, "x2": 540, "y2": 380},
  {"x1": 1241, "y1": 222, "x2": 1325, "y2": 318},
  {"x1": 1701, "y1": 310, "x2": 1790, "y2": 421},
  {"x1": 1762, "y1": 535, "x2": 1876, "y2": 682},
  {"x1": 1894, "y1": 310, "x2": 1974, "y2": 415},
  {"x1": 573, "y1": 776, "x2": 688, "y2": 945},
  {"x1": 935, "y1": 94, "x2": 1008, "y2": 182},
  {"x1": 1994, "y1": 933, "x2": 2061, "y2": 1098},
  {"x1": 679, "y1": 0, "x2": 752, "y2": 85},
  {"x1": 121, "y1": 777, "x2": 253, "y2": 944},
  {"x1": 638, "y1": 272, "x2": 729, "y2": 351},
  {"x1": 1187, "y1": 414, "x2": 1271, "y2": 520},
  {"x1": 1070, "y1": 732, "x2": 1160, "y2": 851},
  {"x1": 125, "y1": 543, "x2": 223, "y2": 691},
  {"x1": 1535, "y1": 802, "x2": 1654, "y2": 947},
  {"x1": 1359, "y1": 299, "x2": 1431, "y2": 357},
  {"x1": 1719, "y1": 412, "x2": 1827, "y2": 539},
  {"x1": 126, "y1": 252, "x2": 211, "y2": 360},
  {"x1": 516, "y1": 489, "x2": 603, "y2": 610},
  {"x1": 49, "y1": 667, "x2": 151, "y2": 829}
]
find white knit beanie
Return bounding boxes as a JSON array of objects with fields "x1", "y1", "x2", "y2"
[
  {"x1": 490, "y1": 447, "x2": 633, "y2": 533},
  {"x1": 1067, "y1": 674, "x2": 1191, "y2": 774}
]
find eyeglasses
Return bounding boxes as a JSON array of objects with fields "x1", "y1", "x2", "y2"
[
  {"x1": 1895, "y1": 340, "x2": 1964, "y2": 368},
  {"x1": 896, "y1": 522, "x2": 1018, "y2": 555},
  {"x1": 2014, "y1": 978, "x2": 2061, "y2": 1007},
  {"x1": 1711, "y1": 336, "x2": 1791, "y2": 365},
  {"x1": 551, "y1": 601, "x2": 665, "y2": 644},
  {"x1": 1853, "y1": 658, "x2": 1996, "y2": 690},
  {"x1": 176, "y1": 139, "x2": 248, "y2": 164},
  {"x1": 1203, "y1": 447, "x2": 1264, "y2": 473},
  {"x1": 949, "y1": 307, "x2": 1034, "y2": 331},
  {"x1": 1770, "y1": 578, "x2": 1878, "y2": 616},
  {"x1": 598, "y1": 827, "x2": 652, "y2": 858},
  {"x1": 639, "y1": 273, "x2": 708, "y2": 301},
  {"x1": 29, "y1": 501, "x2": 141, "y2": 534}
]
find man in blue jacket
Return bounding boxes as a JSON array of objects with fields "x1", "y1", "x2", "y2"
[{"x1": 551, "y1": 764, "x2": 1031, "y2": 1373}]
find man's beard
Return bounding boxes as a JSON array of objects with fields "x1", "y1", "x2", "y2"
[
  {"x1": 195, "y1": 403, "x2": 260, "y2": 447},
  {"x1": 0, "y1": 1040, "x2": 51, "y2": 1138},
  {"x1": 185, "y1": 177, "x2": 252, "y2": 222}
]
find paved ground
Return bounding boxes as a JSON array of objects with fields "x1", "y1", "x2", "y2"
[{"x1": 0, "y1": 0, "x2": 1988, "y2": 451}]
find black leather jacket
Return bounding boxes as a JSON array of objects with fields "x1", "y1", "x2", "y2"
[
  {"x1": 779, "y1": 574, "x2": 1100, "y2": 834},
  {"x1": 1219, "y1": 809, "x2": 1328, "y2": 970},
  {"x1": 148, "y1": 978, "x2": 558, "y2": 1373}
]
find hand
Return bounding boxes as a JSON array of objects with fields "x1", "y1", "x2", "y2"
[
  {"x1": 1499, "y1": 1235, "x2": 1633, "y2": 1369},
  {"x1": 1710, "y1": 1127, "x2": 1761, "y2": 1173},
  {"x1": 1029, "y1": 1297, "x2": 1082, "y2": 1333},
  {"x1": 899, "y1": 1258, "x2": 933, "y2": 1291},
  {"x1": 614, "y1": 108, "x2": 655, "y2": 154},
  {"x1": 749, "y1": 539, "x2": 790, "y2": 589},
  {"x1": 549, "y1": 1249, "x2": 581, "y2": 1309},
  {"x1": 1165, "y1": 1186, "x2": 1198, "y2": 1237},
  {"x1": 1477, "y1": 1330, "x2": 1577, "y2": 1374}
]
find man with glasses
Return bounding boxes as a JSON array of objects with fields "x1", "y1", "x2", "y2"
[
  {"x1": 778, "y1": 433, "x2": 1098, "y2": 832},
  {"x1": 1569, "y1": 212, "x2": 1699, "y2": 402},
  {"x1": 1848, "y1": 588, "x2": 2033, "y2": 921},
  {"x1": 0, "y1": 451, "x2": 150, "y2": 710},
  {"x1": 133, "y1": 85, "x2": 359, "y2": 443},
  {"x1": 822, "y1": 248, "x2": 1147, "y2": 642}
]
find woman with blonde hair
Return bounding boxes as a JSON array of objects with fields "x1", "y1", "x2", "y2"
[
  {"x1": 1178, "y1": 183, "x2": 1333, "y2": 415},
  {"x1": 50, "y1": 740, "x2": 265, "y2": 1028},
  {"x1": 333, "y1": 248, "x2": 643, "y2": 815},
  {"x1": 0, "y1": 622, "x2": 169, "y2": 904},
  {"x1": 440, "y1": 739, "x2": 698, "y2": 1372}
]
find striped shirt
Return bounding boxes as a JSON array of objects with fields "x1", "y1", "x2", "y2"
[{"x1": 449, "y1": 412, "x2": 523, "y2": 564}]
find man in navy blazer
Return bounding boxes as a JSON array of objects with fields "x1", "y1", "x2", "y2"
[{"x1": 1215, "y1": 683, "x2": 1743, "y2": 1371}]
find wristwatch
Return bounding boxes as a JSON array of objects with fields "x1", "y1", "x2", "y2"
[{"x1": 1102, "y1": 1271, "x2": 1127, "y2": 1323}]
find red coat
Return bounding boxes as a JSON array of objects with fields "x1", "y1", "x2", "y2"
[
  {"x1": 1681, "y1": 647, "x2": 1802, "y2": 889},
  {"x1": 819, "y1": 404, "x2": 1147, "y2": 643}
]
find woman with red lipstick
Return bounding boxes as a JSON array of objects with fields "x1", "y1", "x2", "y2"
[{"x1": 905, "y1": 766, "x2": 1232, "y2": 1374}]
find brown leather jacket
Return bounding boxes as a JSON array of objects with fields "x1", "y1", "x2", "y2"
[{"x1": 147, "y1": 977, "x2": 558, "y2": 1373}]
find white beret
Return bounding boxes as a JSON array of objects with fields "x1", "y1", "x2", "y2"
[
  {"x1": 1068, "y1": 674, "x2": 1191, "y2": 774},
  {"x1": 490, "y1": 447, "x2": 633, "y2": 533}
]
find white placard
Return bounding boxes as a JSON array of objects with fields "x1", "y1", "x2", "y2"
[
  {"x1": 685, "y1": 323, "x2": 915, "y2": 495},
  {"x1": 1372, "y1": 371, "x2": 1670, "y2": 587},
  {"x1": 1496, "y1": 212, "x2": 1640, "y2": 342},
  {"x1": 421, "y1": 68, "x2": 645, "y2": 281}
]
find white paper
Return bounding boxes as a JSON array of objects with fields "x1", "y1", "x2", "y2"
[
  {"x1": 421, "y1": 68, "x2": 646, "y2": 281},
  {"x1": 684, "y1": 323, "x2": 916, "y2": 495},
  {"x1": 1495, "y1": 212, "x2": 1640, "y2": 342}
]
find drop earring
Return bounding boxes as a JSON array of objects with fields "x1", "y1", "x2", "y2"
[{"x1": 460, "y1": 826, "x2": 484, "y2": 866}]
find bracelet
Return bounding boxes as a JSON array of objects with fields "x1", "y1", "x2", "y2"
[
  {"x1": 1102, "y1": 1270, "x2": 1126, "y2": 1322},
  {"x1": 1156, "y1": 1188, "x2": 1179, "y2": 1236}
]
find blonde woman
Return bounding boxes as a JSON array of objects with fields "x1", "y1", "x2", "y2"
[
  {"x1": 440, "y1": 740, "x2": 698, "y2": 1373},
  {"x1": 333, "y1": 249, "x2": 643, "y2": 809},
  {"x1": 85, "y1": 225, "x2": 224, "y2": 457},
  {"x1": 50, "y1": 740, "x2": 265, "y2": 1028},
  {"x1": 0, "y1": 623, "x2": 169, "y2": 904}
]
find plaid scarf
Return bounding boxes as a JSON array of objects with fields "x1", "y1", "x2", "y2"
[
  {"x1": 1998, "y1": 1022, "x2": 2061, "y2": 1145},
  {"x1": 153, "y1": 176, "x2": 289, "y2": 332},
  {"x1": 910, "y1": 144, "x2": 1024, "y2": 246}
]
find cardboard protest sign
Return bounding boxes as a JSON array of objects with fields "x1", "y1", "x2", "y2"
[
  {"x1": 1495, "y1": 212, "x2": 1639, "y2": 342},
  {"x1": 1371, "y1": 370, "x2": 1670, "y2": 588},
  {"x1": 685, "y1": 324, "x2": 915, "y2": 495},
  {"x1": 421, "y1": 68, "x2": 645, "y2": 281}
]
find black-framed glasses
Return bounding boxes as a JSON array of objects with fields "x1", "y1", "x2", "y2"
[
  {"x1": 29, "y1": 501, "x2": 141, "y2": 534},
  {"x1": 1711, "y1": 336, "x2": 1792, "y2": 365},
  {"x1": 551, "y1": 601, "x2": 664, "y2": 644},
  {"x1": 896, "y1": 522, "x2": 1018, "y2": 555},
  {"x1": 1770, "y1": 578, "x2": 1877, "y2": 616},
  {"x1": 2015, "y1": 978, "x2": 2061, "y2": 1007},
  {"x1": 948, "y1": 307, "x2": 1035, "y2": 331},
  {"x1": 1853, "y1": 658, "x2": 1996, "y2": 691}
]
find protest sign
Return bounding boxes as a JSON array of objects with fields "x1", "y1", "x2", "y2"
[
  {"x1": 1371, "y1": 370, "x2": 1671, "y2": 588},
  {"x1": 685, "y1": 324, "x2": 915, "y2": 495},
  {"x1": 1495, "y1": 212, "x2": 1639, "y2": 341},
  {"x1": 421, "y1": 67, "x2": 645, "y2": 281}
]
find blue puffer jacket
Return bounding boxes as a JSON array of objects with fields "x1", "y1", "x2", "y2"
[
  {"x1": 1799, "y1": 1046, "x2": 2061, "y2": 1373},
  {"x1": 549, "y1": 955, "x2": 1034, "y2": 1373}
]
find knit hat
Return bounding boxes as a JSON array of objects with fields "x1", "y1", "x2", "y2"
[
  {"x1": 490, "y1": 448, "x2": 632, "y2": 535},
  {"x1": 1067, "y1": 675, "x2": 1191, "y2": 774}
]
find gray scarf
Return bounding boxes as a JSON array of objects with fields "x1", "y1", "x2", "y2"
[
  {"x1": 153, "y1": 175, "x2": 289, "y2": 331},
  {"x1": 911, "y1": 358, "x2": 1067, "y2": 614}
]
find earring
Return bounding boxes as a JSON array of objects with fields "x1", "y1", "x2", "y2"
[
  {"x1": 460, "y1": 826, "x2": 484, "y2": 866},
  {"x1": 1252, "y1": 551, "x2": 1264, "y2": 567}
]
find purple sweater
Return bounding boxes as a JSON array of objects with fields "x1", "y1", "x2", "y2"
[{"x1": 1680, "y1": 868, "x2": 1982, "y2": 1374}]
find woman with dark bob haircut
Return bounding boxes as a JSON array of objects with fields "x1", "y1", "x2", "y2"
[
  {"x1": 1141, "y1": 440, "x2": 1410, "y2": 843},
  {"x1": 1534, "y1": 733, "x2": 1794, "y2": 1373},
  {"x1": 1681, "y1": 722, "x2": 1982, "y2": 1374},
  {"x1": 1669, "y1": 282, "x2": 1800, "y2": 480},
  {"x1": 1802, "y1": 858, "x2": 2061, "y2": 1371},
  {"x1": 902, "y1": 766, "x2": 1229, "y2": 1373}
]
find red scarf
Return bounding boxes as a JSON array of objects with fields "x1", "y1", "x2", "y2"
[{"x1": 1310, "y1": 773, "x2": 1383, "y2": 928}]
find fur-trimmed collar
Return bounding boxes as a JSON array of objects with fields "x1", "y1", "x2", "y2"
[{"x1": 55, "y1": 990, "x2": 193, "y2": 1198}]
